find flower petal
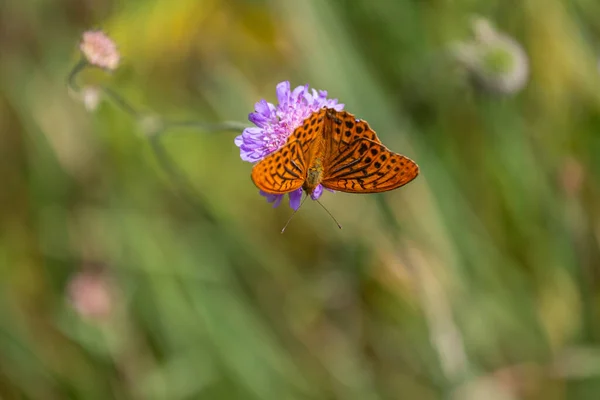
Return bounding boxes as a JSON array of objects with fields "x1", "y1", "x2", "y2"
[
  {"x1": 310, "y1": 184, "x2": 324, "y2": 200},
  {"x1": 254, "y1": 99, "x2": 273, "y2": 116},
  {"x1": 276, "y1": 81, "x2": 291, "y2": 107},
  {"x1": 249, "y1": 100, "x2": 276, "y2": 127},
  {"x1": 249, "y1": 112, "x2": 268, "y2": 127},
  {"x1": 260, "y1": 190, "x2": 284, "y2": 208},
  {"x1": 240, "y1": 127, "x2": 264, "y2": 145},
  {"x1": 234, "y1": 135, "x2": 244, "y2": 147},
  {"x1": 291, "y1": 84, "x2": 308, "y2": 105},
  {"x1": 271, "y1": 195, "x2": 283, "y2": 208},
  {"x1": 288, "y1": 189, "x2": 303, "y2": 210}
]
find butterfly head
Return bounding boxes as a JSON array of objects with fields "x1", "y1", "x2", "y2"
[{"x1": 325, "y1": 108, "x2": 342, "y2": 124}]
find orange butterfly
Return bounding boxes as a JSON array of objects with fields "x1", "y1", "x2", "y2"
[{"x1": 251, "y1": 108, "x2": 419, "y2": 199}]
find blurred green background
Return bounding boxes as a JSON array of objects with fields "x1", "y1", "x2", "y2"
[{"x1": 3, "y1": 0, "x2": 600, "y2": 399}]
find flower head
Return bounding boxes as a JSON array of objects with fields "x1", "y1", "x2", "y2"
[
  {"x1": 452, "y1": 18, "x2": 529, "y2": 95},
  {"x1": 79, "y1": 30, "x2": 120, "y2": 71},
  {"x1": 236, "y1": 81, "x2": 343, "y2": 209}
]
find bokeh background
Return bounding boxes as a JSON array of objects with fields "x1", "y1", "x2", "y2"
[{"x1": 2, "y1": 0, "x2": 600, "y2": 399}]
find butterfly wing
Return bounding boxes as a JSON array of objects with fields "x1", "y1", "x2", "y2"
[
  {"x1": 251, "y1": 140, "x2": 307, "y2": 194},
  {"x1": 323, "y1": 109, "x2": 382, "y2": 157},
  {"x1": 322, "y1": 108, "x2": 419, "y2": 193},
  {"x1": 250, "y1": 109, "x2": 327, "y2": 195},
  {"x1": 322, "y1": 138, "x2": 418, "y2": 193},
  {"x1": 296, "y1": 108, "x2": 327, "y2": 157}
]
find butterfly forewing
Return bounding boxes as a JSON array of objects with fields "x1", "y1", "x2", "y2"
[
  {"x1": 251, "y1": 109, "x2": 326, "y2": 194},
  {"x1": 324, "y1": 109, "x2": 382, "y2": 158},
  {"x1": 297, "y1": 108, "x2": 327, "y2": 156}
]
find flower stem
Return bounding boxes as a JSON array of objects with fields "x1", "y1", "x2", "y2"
[
  {"x1": 100, "y1": 86, "x2": 139, "y2": 118},
  {"x1": 66, "y1": 59, "x2": 248, "y2": 226},
  {"x1": 66, "y1": 58, "x2": 88, "y2": 92},
  {"x1": 162, "y1": 120, "x2": 248, "y2": 133},
  {"x1": 148, "y1": 134, "x2": 217, "y2": 224},
  {"x1": 97, "y1": 86, "x2": 247, "y2": 134}
]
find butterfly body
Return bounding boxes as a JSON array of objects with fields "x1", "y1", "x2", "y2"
[
  {"x1": 305, "y1": 158, "x2": 324, "y2": 195},
  {"x1": 251, "y1": 108, "x2": 419, "y2": 197}
]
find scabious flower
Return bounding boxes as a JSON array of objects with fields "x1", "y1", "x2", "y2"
[
  {"x1": 79, "y1": 30, "x2": 120, "y2": 71},
  {"x1": 235, "y1": 81, "x2": 343, "y2": 210},
  {"x1": 451, "y1": 18, "x2": 529, "y2": 95}
]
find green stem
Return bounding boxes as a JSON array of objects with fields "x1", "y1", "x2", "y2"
[
  {"x1": 65, "y1": 60, "x2": 247, "y2": 225},
  {"x1": 98, "y1": 86, "x2": 247, "y2": 134},
  {"x1": 66, "y1": 58, "x2": 88, "y2": 92},
  {"x1": 148, "y1": 134, "x2": 217, "y2": 224},
  {"x1": 100, "y1": 86, "x2": 139, "y2": 118},
  {"x1": 162, "y1": 120, "x2": 248, "y2": 133}
]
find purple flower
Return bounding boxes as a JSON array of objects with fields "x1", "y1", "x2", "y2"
[{"x1": 236, "y1": 81, "x2": 344, "y2": 210}]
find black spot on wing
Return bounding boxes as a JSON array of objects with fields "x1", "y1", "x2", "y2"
[{"x1": 358, "y1": 142, "x2": 368, "y2": 155}]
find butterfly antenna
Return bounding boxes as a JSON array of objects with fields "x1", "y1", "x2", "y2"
[
  {"x1": 281, "y1": 195, "x2": 309, "y2": 234},
  {"x1": 316, "y1": 199, "x2": 342, "y2": 230}
]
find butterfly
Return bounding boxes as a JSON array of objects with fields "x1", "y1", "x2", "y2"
[{"x1": 251, "y1": 108, "x2": 419, "y2": 199}]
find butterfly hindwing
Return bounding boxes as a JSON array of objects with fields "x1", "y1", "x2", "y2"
[
  {"x1": 322, "y1": 138, "x2": 418, "y2": 193},
  {"x1": 251, "y1": 140, "x2": 306, "y2": 194}
]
